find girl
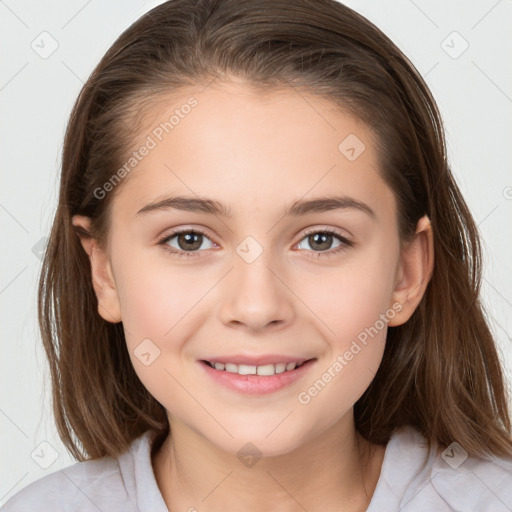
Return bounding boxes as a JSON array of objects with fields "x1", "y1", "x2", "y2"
[{"x1": 3, "y1": 0, "x2": 512, "y2": 510}]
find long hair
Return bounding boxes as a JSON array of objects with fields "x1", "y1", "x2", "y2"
[{"x1": 39, "y1": 0, "x2": 512, "y2": 461}]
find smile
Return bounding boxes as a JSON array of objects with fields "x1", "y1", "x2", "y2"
[
  {"x1": 199, "y1": 358, "x2": 317, "y2": 395},
  {"x1": 203, "y1": 360, "x2": 307, "y2": 376}
]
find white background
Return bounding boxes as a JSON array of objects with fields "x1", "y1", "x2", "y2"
[{"x1": 1, "y1": 0, "x2": 511, "y2": 504}]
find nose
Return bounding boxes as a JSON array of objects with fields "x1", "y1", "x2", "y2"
[{"x1": 218, "y1": 245, "x2": 295, "y2": 333}]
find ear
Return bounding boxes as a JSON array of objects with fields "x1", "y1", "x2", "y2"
[
  {"x1": 72, "y1": 215, "x2": 122, "y2": 323},
  {"x1": 387, "y1": 215, "x2": 434, "y2": 327}
]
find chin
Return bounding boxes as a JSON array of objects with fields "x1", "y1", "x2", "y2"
[{"x1": 211, "y1": 425, "x2": 309, "y2": 461}]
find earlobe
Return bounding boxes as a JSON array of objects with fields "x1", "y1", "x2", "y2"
[
  {"x1": 387, "y1": 215, "x2": 434, "y2": 327},
  {"x1": 72, "y1": 215, "x2": 122, "y2": 323}
]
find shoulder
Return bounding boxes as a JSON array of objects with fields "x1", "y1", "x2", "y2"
[
  {"x1": 1, "y1": 430, "x2": 162, "y2": 512},
  {"x1": 428, "y1": 442, "x2": 512, "y2": 512},
  {"x1": 0, "y1": 456, "x2": 126, "y2": 512},
  {"x1": 368, "y1": 426, "x2": 512, "y2": 511}
]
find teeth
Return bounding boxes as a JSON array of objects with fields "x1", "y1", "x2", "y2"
[
  {"x1": 257, "y1": 364, "x2": 275, "y2": 376},
  {"x1": 207, "y1": 360, "x2": 304, "y2": 376},
  {"x1": 225, "y1": 363, "x2": 238, "y2": 373},
  {"x1": 275, "y1": 363, "x2": 287, "y2": 374},
  {"x1": 238, "y1": 364, "x2": 256, "y2": 375}
]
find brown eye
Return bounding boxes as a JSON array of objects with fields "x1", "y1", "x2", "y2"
[
  {"x1": 175, "y1": 232, "x2": 204, "y2": 251},
  {"x1": 296, "y1": 229, "x2": 353, "y2": 258},
  {"x1": 303, "y1": 232, "x2": 336, "y2": 251},
  {"x1": 161, "y1": 229, "x2": 216, "y2": 255}
]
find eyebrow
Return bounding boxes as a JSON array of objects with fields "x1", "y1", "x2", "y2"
[{"x1": 136, "y1": 195, "x2": 376, "y2": 219}]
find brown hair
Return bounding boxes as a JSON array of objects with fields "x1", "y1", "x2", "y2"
[{"x1": 39, "y1": 0, "x2": 512, "y2": 461}]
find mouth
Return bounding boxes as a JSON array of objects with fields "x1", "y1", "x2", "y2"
[
  {"x1": 198, "y1": 357, "x2": 317, "y2": 395},
  {"x1": 201, "y1": 359, "x2": 311, "y2": 376}
]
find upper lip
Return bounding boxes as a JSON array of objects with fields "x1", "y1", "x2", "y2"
[{"x1": 200, "y1": 355, "x2": 315, "y2": 366}]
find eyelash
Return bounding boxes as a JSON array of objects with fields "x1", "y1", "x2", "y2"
[{"x1": 157, "y1": 227, "x2": 354, "y2": 259}]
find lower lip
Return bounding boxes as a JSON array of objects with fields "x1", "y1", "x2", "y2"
[{"x1": 198, "y1": 359, "x2": 316, "y2": 395}]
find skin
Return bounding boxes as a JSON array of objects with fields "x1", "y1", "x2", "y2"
[{"x1": 73, "y1": 78, "x2": 434, "y2": 512}]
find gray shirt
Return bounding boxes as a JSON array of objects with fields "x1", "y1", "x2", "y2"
[{"x1": 2, "y1": 426, "x2": 511, "y2": 511}]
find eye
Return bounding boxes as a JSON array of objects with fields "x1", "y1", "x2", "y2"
[
  {"x1": 296, "y1": 229, "x2": 353, "y2": 258},
  {"x1": 158, "y1": 229, "x2": 216, "y2": 258},
  {"x1": 158, "y1": 227, "x2": 353, "y2": 259}
]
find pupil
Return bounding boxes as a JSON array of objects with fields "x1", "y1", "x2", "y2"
[
  {"x1": 178, "y1": 232, "x2": 202, "y2": 251},
  {"x1": 310, "y1": 233, "x2": 331, "y2": 251}
]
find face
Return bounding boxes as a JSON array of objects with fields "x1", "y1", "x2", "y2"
[{"x1": 91, "y1": 79, "x2": 410, "y2": 457}]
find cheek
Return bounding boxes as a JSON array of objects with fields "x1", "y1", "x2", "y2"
[
  {"x1": 114, "y1": 249, "x2": 208, "y2": 344},
  {"x1": 294, "y1": 335, "x2": 385, "y2": 445},
  {"x1": 112, "y1": 253, "x2": 199, "y2": 409},
  {"x1": 294, "y1": 261, "x2": 394, "y2": 429},
  {"x1": 292, "y1": 241, "x2": 397, "y2": 409},
  {"x1": 301, "y1": 240, "x2": 399, "y2": 344}
]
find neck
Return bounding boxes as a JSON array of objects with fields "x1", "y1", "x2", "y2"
[{"x1": 152, "y1": 413, "x2": 386, "y2": 512}]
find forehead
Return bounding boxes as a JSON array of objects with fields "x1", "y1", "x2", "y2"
[{"x1": 111, "y1": 80, "x2": 395, "y2": 221}]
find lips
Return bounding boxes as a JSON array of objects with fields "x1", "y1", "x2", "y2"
[
  {"x1": 202, "y1": 360, "x2": 309, "y2": 376},
  {"x1": 199, "y1": 357, "x2": 317, "y2": 394}
]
